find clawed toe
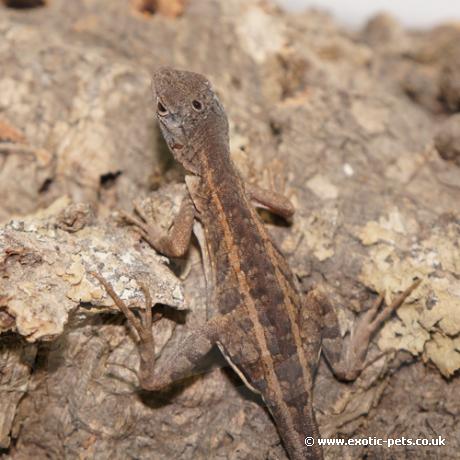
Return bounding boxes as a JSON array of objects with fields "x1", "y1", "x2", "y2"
[
  {"x1": 120, "y1": 207, "x2": 162, "y2": 249},
  {"x1": 91, "y1": 272, "x2": 159, "y2": 343},
  {"x1": 120, "y1": 210, "x2": 149, "y2": 233},
  {"x1": 364, "y1": 278, "x2": 422, "y2": 337}
]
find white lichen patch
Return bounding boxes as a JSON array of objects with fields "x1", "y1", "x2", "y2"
[
  {"x1": 357, "y1": 211, "x2": 460, "y2": 377},
  {"x1": 237, "y1": 6, "x2": 285, "y2": 63},
  {"x1": 424, "y1": 333, "x2": 460, "y2": 377},
  {"x1": 307, "y1": 174, "x2": 339, "y2": 200},
  {"x1": 293, "y1": 207, "x2": 338, "y2": 262},
  {"x1": 358, "y1": 207, "x2": 419, "y2": 245},
  {"x1": 351, "y1": 100, "x2": 389, "y2": 134},
  {"x1": 385, "y1": 154, "x2": 424, "y2": 184}
]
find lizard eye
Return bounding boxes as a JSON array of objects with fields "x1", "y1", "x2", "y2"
[
  {"x1": 157, "y1": 101, "x2": 168, "y2": 116},
  {"x1": 192, "y1": 99, "x2": 203, "y2": 112}
]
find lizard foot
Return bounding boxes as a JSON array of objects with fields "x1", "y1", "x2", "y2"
[
  {"x1": 120, "y1": 201, "x2": 163, "y2": 250},
  {"x1": 91, "y1": 272, "x2": 165, "y2": 390},
  {"x1": 119, "y1": 196, "x2": 194, "y2": 258},
  {"x1": 91, "y1": 272, "x2": 162, "y2": 344},
  {"x1": 333, "y1": 278, "x2": 421, "y2": 381}
]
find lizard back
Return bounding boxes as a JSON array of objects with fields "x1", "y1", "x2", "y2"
[{"x1": 189, "y1": 147, "x2": 323, "y2": 460}]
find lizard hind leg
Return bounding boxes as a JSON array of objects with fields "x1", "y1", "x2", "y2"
[
  {"x1": 91, "y1": 272, "x2": 231, "y2": 392},
  {"x1": 310, "y1": 279, "x2": 421, "y2": 382},
  {"x1": 91, "y1": 272, "x2": 160, "y2": 389}
]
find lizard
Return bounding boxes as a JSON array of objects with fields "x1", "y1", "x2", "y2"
[{"x1": 92, "y1": 67, "x2": 421, "y2": 460}]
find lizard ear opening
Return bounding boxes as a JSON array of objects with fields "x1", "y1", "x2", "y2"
[{"x1": 192, "y1": 99, "x2": 203, "y2": 112}]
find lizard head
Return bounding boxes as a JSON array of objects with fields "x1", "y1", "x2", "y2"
[{"x1": 152, "y1": 67, "x2": 229, "y2": 175}]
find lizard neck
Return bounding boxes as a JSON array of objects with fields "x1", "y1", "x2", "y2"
[{"x1": 197, "y1": 137, "x2": 244, "y2": 199}]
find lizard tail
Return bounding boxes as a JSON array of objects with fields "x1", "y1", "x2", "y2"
[{"x1": 266, "y1": 396, "x2": 323, "y2": 460}]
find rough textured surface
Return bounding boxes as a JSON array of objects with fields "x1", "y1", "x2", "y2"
[
  {"x1": 0, "y1": 1, "x2": 459, "y2": 459},
  {"x1": 435, "y1": 113, "x2": 460, "y2": 166},
  {"x1": 0, "y1": 195, "x2": 184, "y2": 340}
]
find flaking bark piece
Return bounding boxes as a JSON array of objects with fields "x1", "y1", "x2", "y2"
[
  {"x1": 0, "y1": 196, "x2": 185, "y2": 342},
  {"x1": 0, "y1": 339, "x2": 37, "y2": 448}
]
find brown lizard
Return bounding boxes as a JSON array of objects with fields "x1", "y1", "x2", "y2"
[{"x1": 92, "y1": 67, "x2": 421, "y2": 460}]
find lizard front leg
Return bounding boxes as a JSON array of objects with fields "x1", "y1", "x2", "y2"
[
  {"x1": 305, "y1": 279, "x2": 421, "y2": 381},
  {"x1": 122, "y1": 194, "x2": 195, "y2": 258},
  {"x1": 92, "y1": 273, "x2": 232, "y2": 391}
]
